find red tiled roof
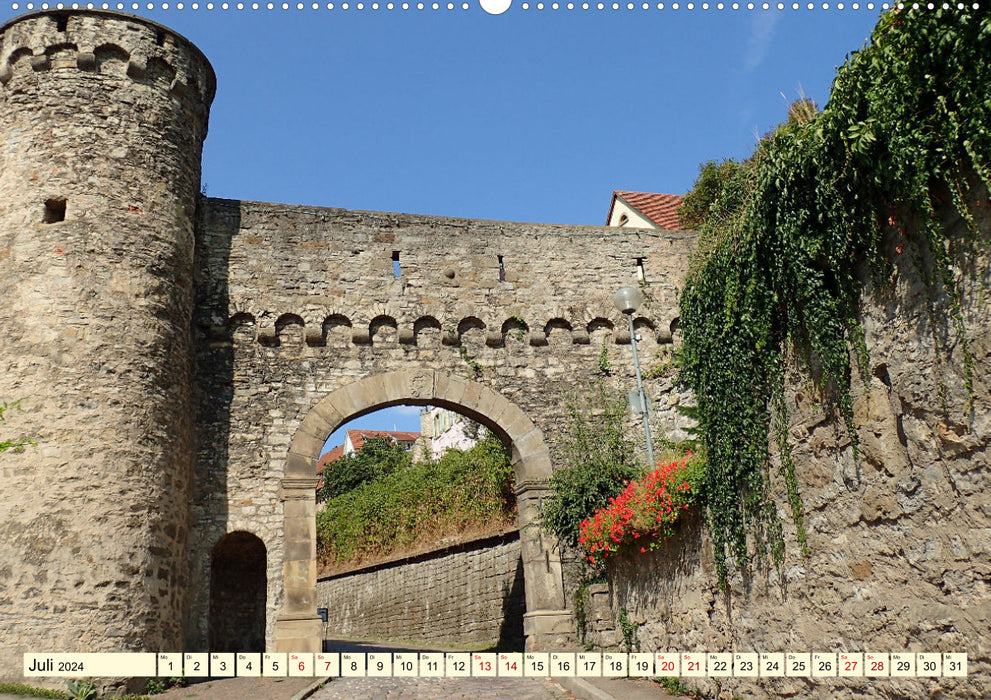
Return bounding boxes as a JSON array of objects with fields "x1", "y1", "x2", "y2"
[
  {"x1": 609, "y1": 191, "x2": 685, "y2": 230},
  {"x1": 347, "y1": 429, "x2": 420, "y2": 453},
  {"x1": 317, "y1": 444, "x2": 345, "y2": 474}
]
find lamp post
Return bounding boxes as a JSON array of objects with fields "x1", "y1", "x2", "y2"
[{"x1": 614, "y1": 286, "x2": 655, "y2": 468}]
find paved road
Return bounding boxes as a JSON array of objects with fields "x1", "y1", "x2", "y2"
[
  {"x1": 314, "y1": 640, "x2": 575, "y2": 699},
  {"x1": 308, "y1": 676, "x2": 575, "y2": 700}
]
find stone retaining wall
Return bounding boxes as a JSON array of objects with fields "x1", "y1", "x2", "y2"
[
  {"x1": 316, "y1": 531, "x2": 525, "y2": 649},
  {"x1": 598, "y1": 198, "x2": 991, "y2": 700}
]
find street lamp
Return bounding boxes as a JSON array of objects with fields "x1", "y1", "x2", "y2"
[{"x1": 614, "y1": 286, "x2": 655, "y2": 467}]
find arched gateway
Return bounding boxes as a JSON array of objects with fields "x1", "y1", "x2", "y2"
[{"x1": 274, "y1": 370, "x2": 572, "y2": 652}]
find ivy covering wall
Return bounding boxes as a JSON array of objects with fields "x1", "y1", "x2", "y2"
[{"x1": 678, "y1": 9, "x2": 990, "y2": 583}]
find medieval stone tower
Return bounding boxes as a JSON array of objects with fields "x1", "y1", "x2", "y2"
[{"x1": 0, "y1": 9, "x2": 215, "y2": 671}]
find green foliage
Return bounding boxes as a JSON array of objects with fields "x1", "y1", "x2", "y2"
[
  {"x1": 595, "y1": 338, "x2": 612, "y2": 376},
  {"x1": 617, "y1": 608, "x2": 639, "y2": 652},
  {"x1": 654, "y1": 677, "x2": 698, "y2": 697},
  {"x1": 573, "y1": 578, "x2": 591, "y2": 646},
  {"x1": 678, "y1": 9, "x2": 990, "y2": 584},
  {"x1": 572, "y1": 558, "x2": 608, "y2": 647},
  {"x1": 458, "y1": 345, "x2": 483, "y2": 379},
  {"x1": 0, "y1": 683, "x2": 70, "y2": 698},
  {"x1": 538, "y1": 387, "x2": 643, "y2": 550},
  {"x1": 0, "y1": 400, "x2": 34, "y2": 455},
  {"x1": 144, "y1": 679, "x2": 165, "y2": 696},
  {"x1": 63, "y1": 681, "x2": 96, "y2": 700},
  {"x1": 643, "y1": 347, "x2": 677, "y2": 381},
  {"x1": 508, "y1": 316, "x2": 527, "y2": 342},
  {"x1": 317, "y1": 436, "x2": 412, "y2": 503},
  {"x1": 678, "y1": 159, "x2": 754, "y2": 234},
  {"x1": 317, "y1": 436, "x2": 515, "y2": 567}
]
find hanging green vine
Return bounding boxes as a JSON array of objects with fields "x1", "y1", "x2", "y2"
[{"x1": 678, "y1": 9, "x2": 991, "y2": 584}]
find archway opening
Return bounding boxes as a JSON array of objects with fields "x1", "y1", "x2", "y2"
[
  {"x1": 315, "y1": 403, "x2": 523, "y2": 649},
  {"x1": 209, "y1": 531, "x2": 267, "y2": 652},
  {"x1": 279, "y1": 370, "x2": 572, "y2": 654}
]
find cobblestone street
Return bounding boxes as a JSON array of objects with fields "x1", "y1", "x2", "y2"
[{"x1": 308, "y1": 676, "x2": 575, "y2": 699}]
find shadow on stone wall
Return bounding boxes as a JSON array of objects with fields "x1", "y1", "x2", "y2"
[
  {"x1": 188, "y1": 196, "x2": 238, "y2": 650},
  {"x1": 496, "y1": 555, "x2": 526, "y2": 651},
  {"x1": 606, "y1": 508, "x2": 730, "y2": 651},
  {"x1": 209, "y1": 531, "x2": 266, "y2": 652}
]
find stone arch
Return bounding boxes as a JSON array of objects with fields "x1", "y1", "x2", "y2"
[
  {"x1": 228, "y1": 312, "x2": 256, "y2": 343},
  {"x1": 322, "y1": 314, "x2": 351, "y2": 348},
  {"x1": 457, "y1": 316, "x2": 486, "y2": 345},
  {"x1": 413, "y1": 315, "x2": 442, "y2": 347},
  {"x1": 145, "y1": 55, "x2": 177, "y2": 85},
  {"x1": 94, "y1": 43, "x2": 129, "y2": 75},
  {"x1": 209, "y1": 531, "x2": 267, "y2": 653},
  {"x1": 369, "y1": 315, "x2": 398, "y2": 345},
  {"x1": 278, "y1": 370, "x2": 571, "y2": 653},
  {"x1": 544, "y1": 318, "x2": 573, "y2": 347},
  {"x1": 633, "y1": 316, "x2": 658, "y2": 353},
  {"x1": 501, "y1": 316, "x2": 528, "y2": 345},
  {"x1": 275, "y1": 313, "x2": 306, "y2": 347}
]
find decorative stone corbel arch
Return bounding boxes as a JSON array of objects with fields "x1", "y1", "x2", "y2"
[{"x1": 274, "y1": 369, "x2": 573, "y2": 652}]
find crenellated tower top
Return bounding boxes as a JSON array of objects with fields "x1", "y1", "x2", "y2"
[{"x1": 0, "y1": 9, "x2": 215, "y2": 124}]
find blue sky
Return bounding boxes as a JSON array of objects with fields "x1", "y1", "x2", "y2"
[{"x1": 0, "y1": 4, "x2": 886, "y2": 446}]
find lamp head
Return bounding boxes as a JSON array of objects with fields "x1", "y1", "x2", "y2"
[{"x1": 613, "y1": 286, "x2": 643, "y2": 315}]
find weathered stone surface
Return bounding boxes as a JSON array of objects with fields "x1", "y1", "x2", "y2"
[
  {"x1": 602, "y1": 202, "x2": 991, "y2": 699},
  {"x1": 316, "y1": 531, "x2": 526, "y2": 649},
  {"x1": 186, "y1": 186, "x2": 694, "y2": 653},
  {"x1": 0, "y1": 9, "x2": 695, "y2": 680}
]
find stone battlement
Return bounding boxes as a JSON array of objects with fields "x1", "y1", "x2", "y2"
[
  {"x1": 0, "y1": 10, "x2": 215, "y2": 114},
  {"x1": 216, "y1": 311, "x2": 676, "y2": 348}
]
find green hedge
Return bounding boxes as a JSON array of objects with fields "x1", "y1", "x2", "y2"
[{"x1": 316, "y1": 436, "x2": 515, "y2": 567}]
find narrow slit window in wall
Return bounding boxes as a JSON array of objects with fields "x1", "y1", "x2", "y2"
[
  {"x1": 636, "y1": 257, "x2": 646, "y2": 283},
  {"x1": 392, "y1": 251, "x2": 401, "y2": 278},
  {"x1": 498, "y1": 255, "x2": 505, "y2": 282},
  {"x1": 43, "y1": 198, "x2": 66, "y2": 223}
]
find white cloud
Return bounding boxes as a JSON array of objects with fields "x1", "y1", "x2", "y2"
[{"x1": 742, "y1": 12, "x2": 782, "y2": 75}]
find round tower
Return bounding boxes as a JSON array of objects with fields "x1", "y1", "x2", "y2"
[{"x1": 0, "y1": 10, "x2": 214, "y2": 680}]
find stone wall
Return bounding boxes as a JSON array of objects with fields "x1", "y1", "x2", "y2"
[
  {"x1": 189, "y1": 196, "x2": 696, "y2": 651},
  {"x1": 601, "y1": 201, "x2": 991, "y2": 699},
  {"x1": 316, "y1": 531, "x2": 525, "y2": 649}
]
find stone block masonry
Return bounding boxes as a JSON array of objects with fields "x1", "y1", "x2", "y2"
[
  {"x1": 316, "y1": 531, "x2": 526, "y2": 649},
  {"x1": 0, "y1": 9, "x2": 696, "y2": 679},
  {"x1": 189, "y1": 196, "x2": 696, "y2": 656},
  {"x1": 600, "y1": 197, "x2": 991, "y2": 700}
]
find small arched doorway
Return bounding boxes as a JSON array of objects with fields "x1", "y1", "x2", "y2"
[{"x1": 209, "y1": 531, "x2": 267, "y2": 652}]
